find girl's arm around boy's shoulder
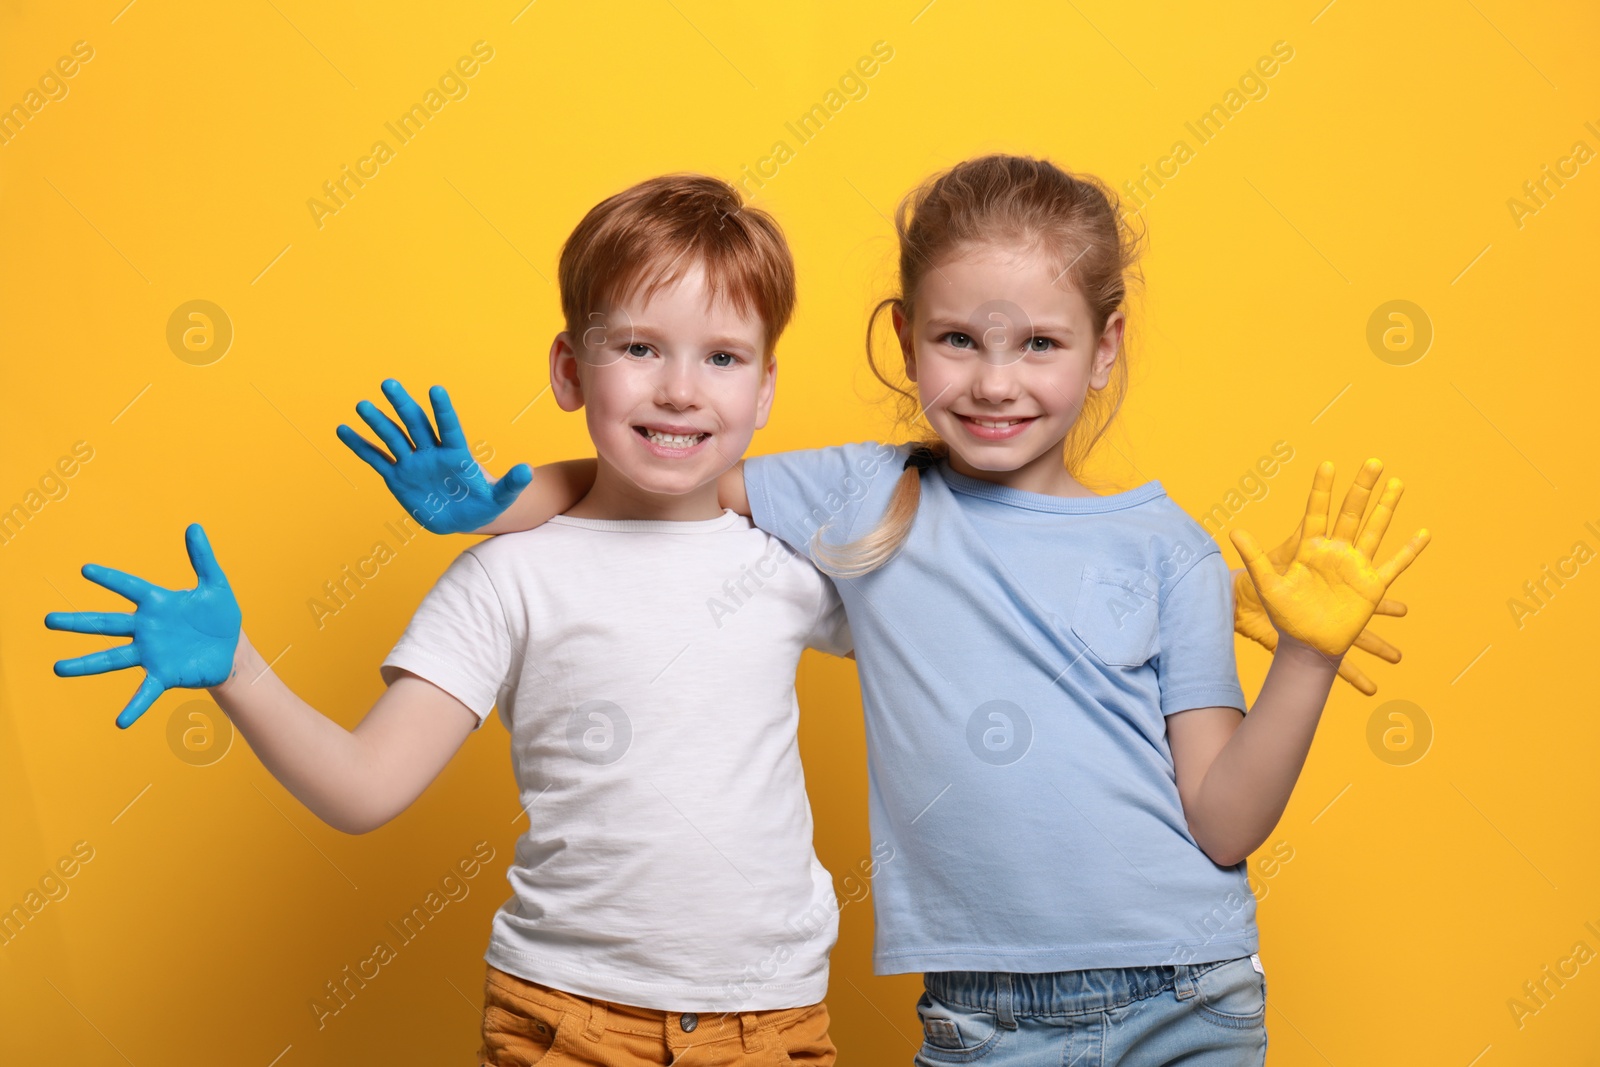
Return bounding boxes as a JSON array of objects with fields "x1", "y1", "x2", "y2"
[
  {"x1": 741, "y1": 441, "x2": 905, "y2": 547},
  {"x1": 335, "y1": 378, "x2": 896, "y2": 538},
  {"x1": 474, "y1": 441, "x2": 899, "y2": 537},
  {"x1": 472, "y1": 458, "x2": 751, "y2": 533}
]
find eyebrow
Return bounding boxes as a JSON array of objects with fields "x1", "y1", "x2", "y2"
[
  {"x1": 924, "y1": 316, "x2": 1076, "y2": 337},
  {"x1": 605, "y1": 324, "x2": 759, "y2": 352},
  {"x1": 701, "y1": 335, "x2": 761, "y2": 352}
]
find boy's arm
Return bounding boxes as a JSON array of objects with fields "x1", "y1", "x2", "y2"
[
  {"x1": 1169, "y1": 459, "x2": 1431, "y2": 866},
  {"x1": 210, "y1": 635, "x2": 477, "y2": 834},
  {"x1": 337, "y1": 379, "x2": 535, "y2": 535},
  {"x1": 45, "y1": 524, "x2": 477, "y2": 835}
]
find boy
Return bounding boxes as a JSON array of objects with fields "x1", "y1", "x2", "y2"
[{"x1": 46, "y1": 174, "x2": 850, "y2": 1065}]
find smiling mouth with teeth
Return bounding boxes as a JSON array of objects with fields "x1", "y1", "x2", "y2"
[
  {"x1": 960, "y1": 415, "x2": 1033, "y2": 427},
  {"x1": 635, "y1": 426, "x2": 709, "y2": 449}
]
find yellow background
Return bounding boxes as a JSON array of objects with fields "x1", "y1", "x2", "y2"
[{"x1": 2, "y1": 0, "x2": 1596, "y2": 1062}]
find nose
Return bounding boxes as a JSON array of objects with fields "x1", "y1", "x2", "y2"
[
  {"x1": 971, "y1": 354, "x2": 1022, "y2": 404},
  {"x1": 655, "y1": 352, "x2": 699, "y2": 410}
]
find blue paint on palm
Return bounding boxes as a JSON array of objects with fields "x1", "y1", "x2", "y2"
[
  {"x1": 45, "y1": 523, "x2": 242, "y2": 729},
  {"x1": 337, "y1": 378, "x2": 531, "y2": 535}
]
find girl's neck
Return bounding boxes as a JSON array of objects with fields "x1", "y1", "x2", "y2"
[{"x1": 945, "y1": 441, "x2": 1100, "y2": 499}]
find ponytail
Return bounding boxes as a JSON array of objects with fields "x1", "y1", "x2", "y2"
[{"x1": 812, "y1": 442, "x2": 948, "y2": 579}]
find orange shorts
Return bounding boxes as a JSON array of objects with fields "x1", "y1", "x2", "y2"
[{"x1": 478, "y1": 963, "x2": 837, "y2": 1066}]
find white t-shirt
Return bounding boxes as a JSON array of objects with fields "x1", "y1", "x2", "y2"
[{"x1": 380, "y1": 509, "x2": 852, "y2": 1011}]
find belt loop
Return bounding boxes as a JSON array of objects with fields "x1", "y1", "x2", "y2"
[
  {"x1": 995, "y1": 973, "x2": 1018, "y2": 1030},
  {"x1": 740, "y1": 1012, "x2": 763, "y2": 1053},
  {"x1": 1173, "y1": 964, "x2": 1197, "y2": 1001},
  {"x1": 583, "y1": 997, "x2": 607, "y2": 1040}
]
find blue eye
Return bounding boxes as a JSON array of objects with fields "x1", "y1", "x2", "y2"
[
  {"x1": 626, "y1": 343, "x2": 652, "y2": 359},
  {"x1": 1025, "y1": 337, "x2": 1055, "y2": 352},
  {"x1": 944, "y1": 332, "x2": 975, "y2": 348},
  {"x1": 709, "y1": 352, "x2": 736, "y2": 368}
]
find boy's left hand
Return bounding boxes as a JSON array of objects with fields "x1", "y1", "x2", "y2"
[
  {"x1": 337, "y1": 379, "x2": 532, "y2": 535},
  {"x1": 1230, "y1": 458, "x2": 1430, "y2": 668}
]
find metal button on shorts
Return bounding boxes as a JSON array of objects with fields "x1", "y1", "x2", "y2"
[{"x1": 680, "y1": 1012, "x2": 698, "y2": 1032}]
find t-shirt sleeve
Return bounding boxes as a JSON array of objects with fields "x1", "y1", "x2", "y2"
[
  {"x1": 804, "y1": 570, "x2": 853, "y2": 657},
  {"x1": 380, "y1": 549, "x2": 513, "y2": 730},
  {"x1": 743, "y1": 441, "x2": 907, "y2": 563},
  {"x1": 1156, "y1": 550, "x2": 1247, "y2": 716}
]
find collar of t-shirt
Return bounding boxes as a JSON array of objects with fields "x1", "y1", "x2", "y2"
[{"x1": 545, "y1": 508, "x2": 750, "y2": 534}]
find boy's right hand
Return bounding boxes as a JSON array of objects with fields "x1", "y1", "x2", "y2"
[
  {"x1": 337, "y1": 379, "x2": 532, "y2": 535},
  {"x1": 45, "y1": 523, "x2": 243, "y2": 729}
]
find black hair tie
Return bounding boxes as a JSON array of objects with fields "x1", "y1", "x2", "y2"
[{"x1": 903, "y1": 445, "x2": 939, "y2": 472}]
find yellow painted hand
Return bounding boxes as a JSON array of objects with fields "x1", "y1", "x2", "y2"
[
  {"x1": 1231, "y1": 517, "x2": 1409, "y2": 695},
  {"x1": 1230, "y1": 458, "x2": 1430, "y2": 668}
]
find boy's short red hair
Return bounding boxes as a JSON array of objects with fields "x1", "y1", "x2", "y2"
[{"x1": 558, "y1": 174, "x2": 795, "y2": 361}]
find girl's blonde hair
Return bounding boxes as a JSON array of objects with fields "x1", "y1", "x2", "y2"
[{"x1": 814, "y1": 154, "x2": 1144, "y2": 579}]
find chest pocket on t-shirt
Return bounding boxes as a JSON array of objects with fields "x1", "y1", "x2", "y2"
[{"x1": 1069, "y1": 565, "x2": 1160, "y2": 667}]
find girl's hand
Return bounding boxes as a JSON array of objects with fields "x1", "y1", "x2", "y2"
[
  {"x1": 1230, "y1": 458, "x2": 1430, "y2": 663},
  {"x1": 336, "y1": 378, "x2": 532, "y2": 535},
  {"x1": 1231, "y1": 516, "x2": 1408, "y2": 696},
  {"x1": 45, "y1": 524, "x2": 243, "y2": 729}
]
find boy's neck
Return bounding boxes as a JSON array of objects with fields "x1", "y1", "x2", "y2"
[{"x1": 564, "y1": 460, "x2": 727, "y2": 522}]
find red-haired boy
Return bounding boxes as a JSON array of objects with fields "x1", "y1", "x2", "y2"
[{"x1": 48, "y1": 175, "x2": 848, "y2": 1066}]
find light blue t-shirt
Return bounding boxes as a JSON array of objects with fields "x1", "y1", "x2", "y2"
[{"x1": 744, "y1": 441, "x2": 1257, "y2": 975}]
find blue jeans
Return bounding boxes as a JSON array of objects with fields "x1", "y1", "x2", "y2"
[{"x1": 912, "y1": 956, "x2": 1267, "y2": 1066}]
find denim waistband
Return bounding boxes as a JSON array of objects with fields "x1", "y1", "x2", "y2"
[{"x1": 924, "y1": 959, "x2": 1236, "y2": 1020}]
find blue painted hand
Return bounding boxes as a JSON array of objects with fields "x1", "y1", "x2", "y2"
[
  {"x1": 337, "y1": 378, "x2": 532, "y2": 534},
  {"x1": 46, "y1": 524, "x2": 243, "y2": 729}
]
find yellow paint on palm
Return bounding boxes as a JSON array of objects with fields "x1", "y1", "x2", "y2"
[{"x1": 1230, "y1": 458, "x2": 1431, "y2": 664}]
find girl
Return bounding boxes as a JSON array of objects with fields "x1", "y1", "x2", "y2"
[{"x1": 346, "y1": 154, "x2": 1428, "y2": 1065}]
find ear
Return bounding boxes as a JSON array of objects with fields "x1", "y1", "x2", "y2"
[
  {"x1": 892, "y1": 302, "x2": 918, "y2": 383},
  {"x1": 550, "y1": 331, "x2": 585, "y2": 412},
  {"x1": 753, "y1": 355, "x2": 778, "y2": 431},
  {"x1": 1089, "y1": 311, "x2": 1124, "y2": 391}
]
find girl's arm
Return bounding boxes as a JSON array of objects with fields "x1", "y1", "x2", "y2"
[
  {"x1": 1169, "y1": 459, "x2": 1430, "y2": 867},
  {"x1": 45, "y1": 524, "x2": 478, "y2": 835},
  {"x1": 476, "y1": 458, "x2": 750, "y2": 533},
  {"x1": 1168, "y1": 644, "x2": 1337, "y2": 867}
]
